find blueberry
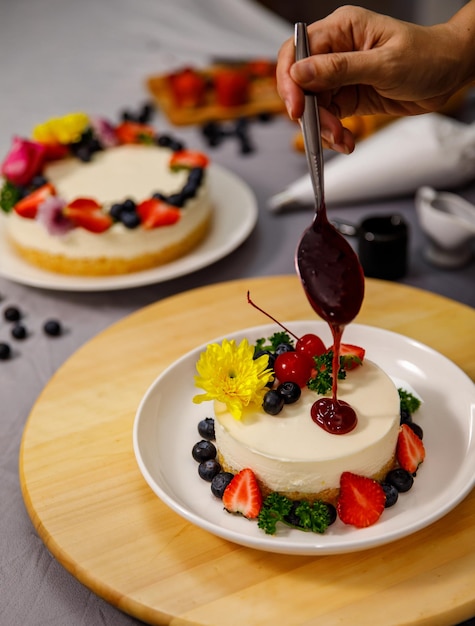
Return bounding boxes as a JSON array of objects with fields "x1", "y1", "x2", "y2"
[
  {"x1": 198, "y1": 459, "x2": 221, "y2": 481},
  {"x1": 168, "y1": 139, "x2": 185, "y2": 152},
  {"x1": 324, "y1": 502, "x2": 337, "y2": 525},
  {"x1": 11, "y1": 324, "x2": 27, "y2": 340},
  {"x1": 110, "y1": 203, "x2": 124, "y2": 221},
  {"x1": 192, "y1": 440, "x2": 216, "y2": 462},
  {"x1": 120, "y1": 211, "x2": 141, "y2": 229},
  {"x1": 385, "y1": 468, "x2": 414, "y2": 493},
  {"x1": 31, "y1": 174, "x2": 48, "y2": 188},
  {"x1": 197, "y1": 417, "x2": 215, "y2": 440},
  {"x1": 167, "y1": 193, "x2": 185, "y2": 208},
  {"x1": 400, "y1": 408, "x2": 412, "y2": 424},
  {"x1": 254, "y1": 349, "x2": 275, "y2": 370},
  {"x1": 263, "y1": 389, "x2": 284, "y2": 415},
  {"x1": 152, "y1": 192, "x2": 167, "y2": 201},
  {"x1": 277, "y1": 381, "x2": 301, "y2": 404},
  {"x1": 381, "y1": 482, "x2": 399, "y2": 507},
  {"x1": 122, "y1": 198, "x2": 136, "y2": 211},
  {"x1": 181, "y1": 182, "x2": 197, "y2": 200},
  {"x1": 274, "y1": 342, "x2": 294, "y2": 356},
  {"x1": 201, "y1": 122, "x2": 224, "y2": 146},
  {"x1": 43, "y1": 319, "x2": 62, "y2": 337},
  {"x1": 75, "y1": 146, "x2": 92, "y2": 162},
  {"x1": 0, "y1": 342, "x2": 11, "y2": 360},
  {"x1": 283, "y1": 500, "x2": 303, "y2": 527},
  {"x1": 211, "y1": 471, "x2": 234, "y2": 498},
  {"x1": 407, "y1": 422, "x2": 424, "y2": 440},
  {"x1": 156, "y1": 134, "x2": 173, "y2": 148},
  {"x1": 138, "y1": 102, "x2": 154, "y2": 124},
  {"x1": 188, "y1": 167, "x2": 204, "y2": 185},
  {"x1": 4, "y1": 306, "x2": 21, "y2": 322}
]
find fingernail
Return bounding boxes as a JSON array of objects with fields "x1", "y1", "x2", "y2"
[
  {"x1": 322, "y1": 130, "x2": 336, "y2": 146},
  {"x1": 330, "y1": 143, "x2": 351, "y2": 155},
  {"x1": 284, "y1": 99, "x2": 298, "y2": 120}
]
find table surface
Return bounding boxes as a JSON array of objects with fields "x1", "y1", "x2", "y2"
[
  {"x1": 1, "y1": 1, "x2": 475, "y2": 625},
  {"x1": 18, "y1": 275, "x2": 475, "y2": 626}
]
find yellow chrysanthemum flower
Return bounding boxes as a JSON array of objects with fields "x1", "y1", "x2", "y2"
[
  {"x1": 193, "y1": 338, "x2": 273, "y2": 420},
  {"x1": 32, "y1": 112, "x2": 90, "y2": 145}
]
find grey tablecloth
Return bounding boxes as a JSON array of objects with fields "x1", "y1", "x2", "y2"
[{"x1": 1, "y1": 1, "x2": 474, "y2": 625}]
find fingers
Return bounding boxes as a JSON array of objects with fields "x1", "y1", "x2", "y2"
[
  {"x1": 319, "y1": 108, "x2": 355, "y2": 154},
  {"x1": 276, "y1": 37, "x2": 305, "y2": 120}
]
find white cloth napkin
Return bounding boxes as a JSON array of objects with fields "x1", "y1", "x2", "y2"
[{"x1": 269, "y1": 113, "x2": 475, "y2": 210}]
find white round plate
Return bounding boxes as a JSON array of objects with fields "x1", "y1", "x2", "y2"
[
  {"x1": 0, "y1": 164, "x2": 257, "y2": 291},
  {"x1": 133, "y1": 321, "x2": 475, "y2": 555}
]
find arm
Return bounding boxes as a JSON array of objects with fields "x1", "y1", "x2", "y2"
[{"x1": 276, "y1": 2, "x2": 475, "y2": 153}]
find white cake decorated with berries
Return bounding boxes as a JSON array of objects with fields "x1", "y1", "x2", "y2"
[
  {"x1": 0, "y1": 111, "x2": 212, "y2": 276},
  {"x1": 193, "y1": 327, "x2": 425, "y2": 531},
  {"x1": 213, "y1": 359, "x2": 400, "y2": 504}
]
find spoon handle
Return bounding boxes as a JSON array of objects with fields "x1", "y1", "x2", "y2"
[{"x1": 294, "y1": 22, "x2": 324, "y2": 211}]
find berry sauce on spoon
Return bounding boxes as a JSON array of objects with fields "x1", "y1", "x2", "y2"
[{"x1": 294, "y1": 23, "x2": 365, "y2": 434}]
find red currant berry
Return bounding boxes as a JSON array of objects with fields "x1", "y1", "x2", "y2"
[
  {"x1": 274, "y1": 351, "x2": 313, "y2": 388},
  {"x1": 296, "y1": 333, "x2": 326, "y2": 360}
]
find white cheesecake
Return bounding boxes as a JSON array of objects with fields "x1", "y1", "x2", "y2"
[{"x1": 214, "y1": 360, "x2": 400, "y2": 504}]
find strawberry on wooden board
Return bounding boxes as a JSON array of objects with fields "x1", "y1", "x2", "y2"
[
  {"x1": 169, "y1": 149, "x2": 209, "y2": 170},
  {"x1": 63, "y1": 203, "x2": 113, "y2": 233},
  {"x1": 214, "y1": 69, "x2": 250, "y2": 107},
  {"x1": 337, "y1": 471, "x2": 386, "y2": 528},
  {"x1": 168, "y1": 67, "x2": 207, "y2": 107},
  {"x1": 222, "y1": 468, "x2": 262, "y2": 519},
  {"x1": 396, "y1": 423, "x2": 426, "y2": 474},
  {"x1": 14, "y1": 183, "x2": 56, "y2": 219},
  {"x1": 136, "y1": 198, "x2": 180, "y2": 229}
]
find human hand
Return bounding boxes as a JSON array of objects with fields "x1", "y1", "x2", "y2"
[{"x1": 277, "y1": 5, "x2": 473, "y2": 153}]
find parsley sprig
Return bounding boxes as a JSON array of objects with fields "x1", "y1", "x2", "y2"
[
  {"x1": 398, "y1": 388, "x2": 421, "y2": 414},
  {"x1": 255, "y1": 332, "x2": 294, "y2": 354},
  {"x1": 257, "y1": 493, "x2": 332, "y2": 535},
  {"x1": 307, "y1": 350, "x2": 347, "y2": 395}
]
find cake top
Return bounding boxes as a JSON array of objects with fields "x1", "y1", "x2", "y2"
[{"x1": 0, "y1": 111, "x2": 209, "y2": 235}]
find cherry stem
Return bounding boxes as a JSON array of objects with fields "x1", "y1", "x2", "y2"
[{"x1": 247, "y1": 291, "x2": 300, "y2": 341}]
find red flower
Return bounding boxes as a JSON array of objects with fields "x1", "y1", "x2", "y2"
[{"x1": 1, "y1": 136, "x2": 47, "y2": 186}]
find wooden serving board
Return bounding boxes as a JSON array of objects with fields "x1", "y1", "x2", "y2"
[{"x1": 20, "y1": 276, "x2": 475, "y2": 626}]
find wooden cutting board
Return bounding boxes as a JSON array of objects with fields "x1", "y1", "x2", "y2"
[{"x1": 20, "y1": 275, "x2": 475, "y2": 626}]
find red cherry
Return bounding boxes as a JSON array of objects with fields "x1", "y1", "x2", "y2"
[
  {"x1": 274, "y1": 351, "x2": 313, "y2": 388},
  {"x1": 296, "y1": 333, "x2": 326, "y2": 360}
]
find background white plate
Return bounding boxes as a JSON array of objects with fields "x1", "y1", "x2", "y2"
[
  {"x1": 133, "y1": 321, "x2": 475, "y2": 555},
  {"x1": 0, "y1": 164, "x2": 257, "y2": 291}
]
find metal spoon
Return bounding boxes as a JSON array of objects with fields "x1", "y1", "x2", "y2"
[{"x1": 294, "y1": 22, "x2": 364, "y2": 328}]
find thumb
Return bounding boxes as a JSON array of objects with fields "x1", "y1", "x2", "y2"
[{"x1": 290, "y1": 50, "x2": 382, "y2": 91}]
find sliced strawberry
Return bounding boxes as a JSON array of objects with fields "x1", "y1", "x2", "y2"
[
  {"x1": 169, "y1": 149, "x2": 209, "y2": 171},
  {"x1": 396, "y1": 423, "x2": 426, "y2": 474},
  {"x1": 337, "y1": 344, "x2": 365, "y2": 370},
  {"x1": 63, "y1": 204, "x2": 112, "y2": 233},
  {"x1": 136, "y1": 198, "x2": 181, "y2": 229},
  {"x1": 222, "y1": 468, "x2": 262, "y2": 519},
  {"x1": 168, "y1": 67, "x2": 207, "y2": 107},
  {"x1": 67, "y1": 197, "x2": 102, "y2": 211},
  {"x1": 14, "y1": 183, "x2": 56, "y2": 219},
  {"x1": 337, "y1": 471, "x2": 386, "y2": 528},
  {"x1": 214, "y1": 69, "x2": 250, "y2": 107},
  {"x1": 115, "y1": 121, "x2": 155, "y2": 145}
]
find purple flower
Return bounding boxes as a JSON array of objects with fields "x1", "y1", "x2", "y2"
[
  {"x1": 36, "y1": 196, "x2": 75, "y2": 236},
  {"x1": 90, "y1": 116, "x2": 118, "y2": 148}
]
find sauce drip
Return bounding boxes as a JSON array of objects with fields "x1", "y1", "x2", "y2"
[{"x1": 296, "y1": 207, "x2": 365, "y2": 434}]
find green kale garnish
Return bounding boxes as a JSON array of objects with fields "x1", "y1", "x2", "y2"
[
  {"x1": 307, "y1": 350, "x2": 346, "y2": 395},
  {"x1": 0, "y1": 180, "x2": 21, "y2": 213},
  {"x1": 254, "y1": 332, "x2": 294, "y2": 354},
  {"x1": 257, "y1": 492, "x2": 331, "y2": 535},
  {"x1": 398, "y1": 388, "x2": 421, "y2": 414}
]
